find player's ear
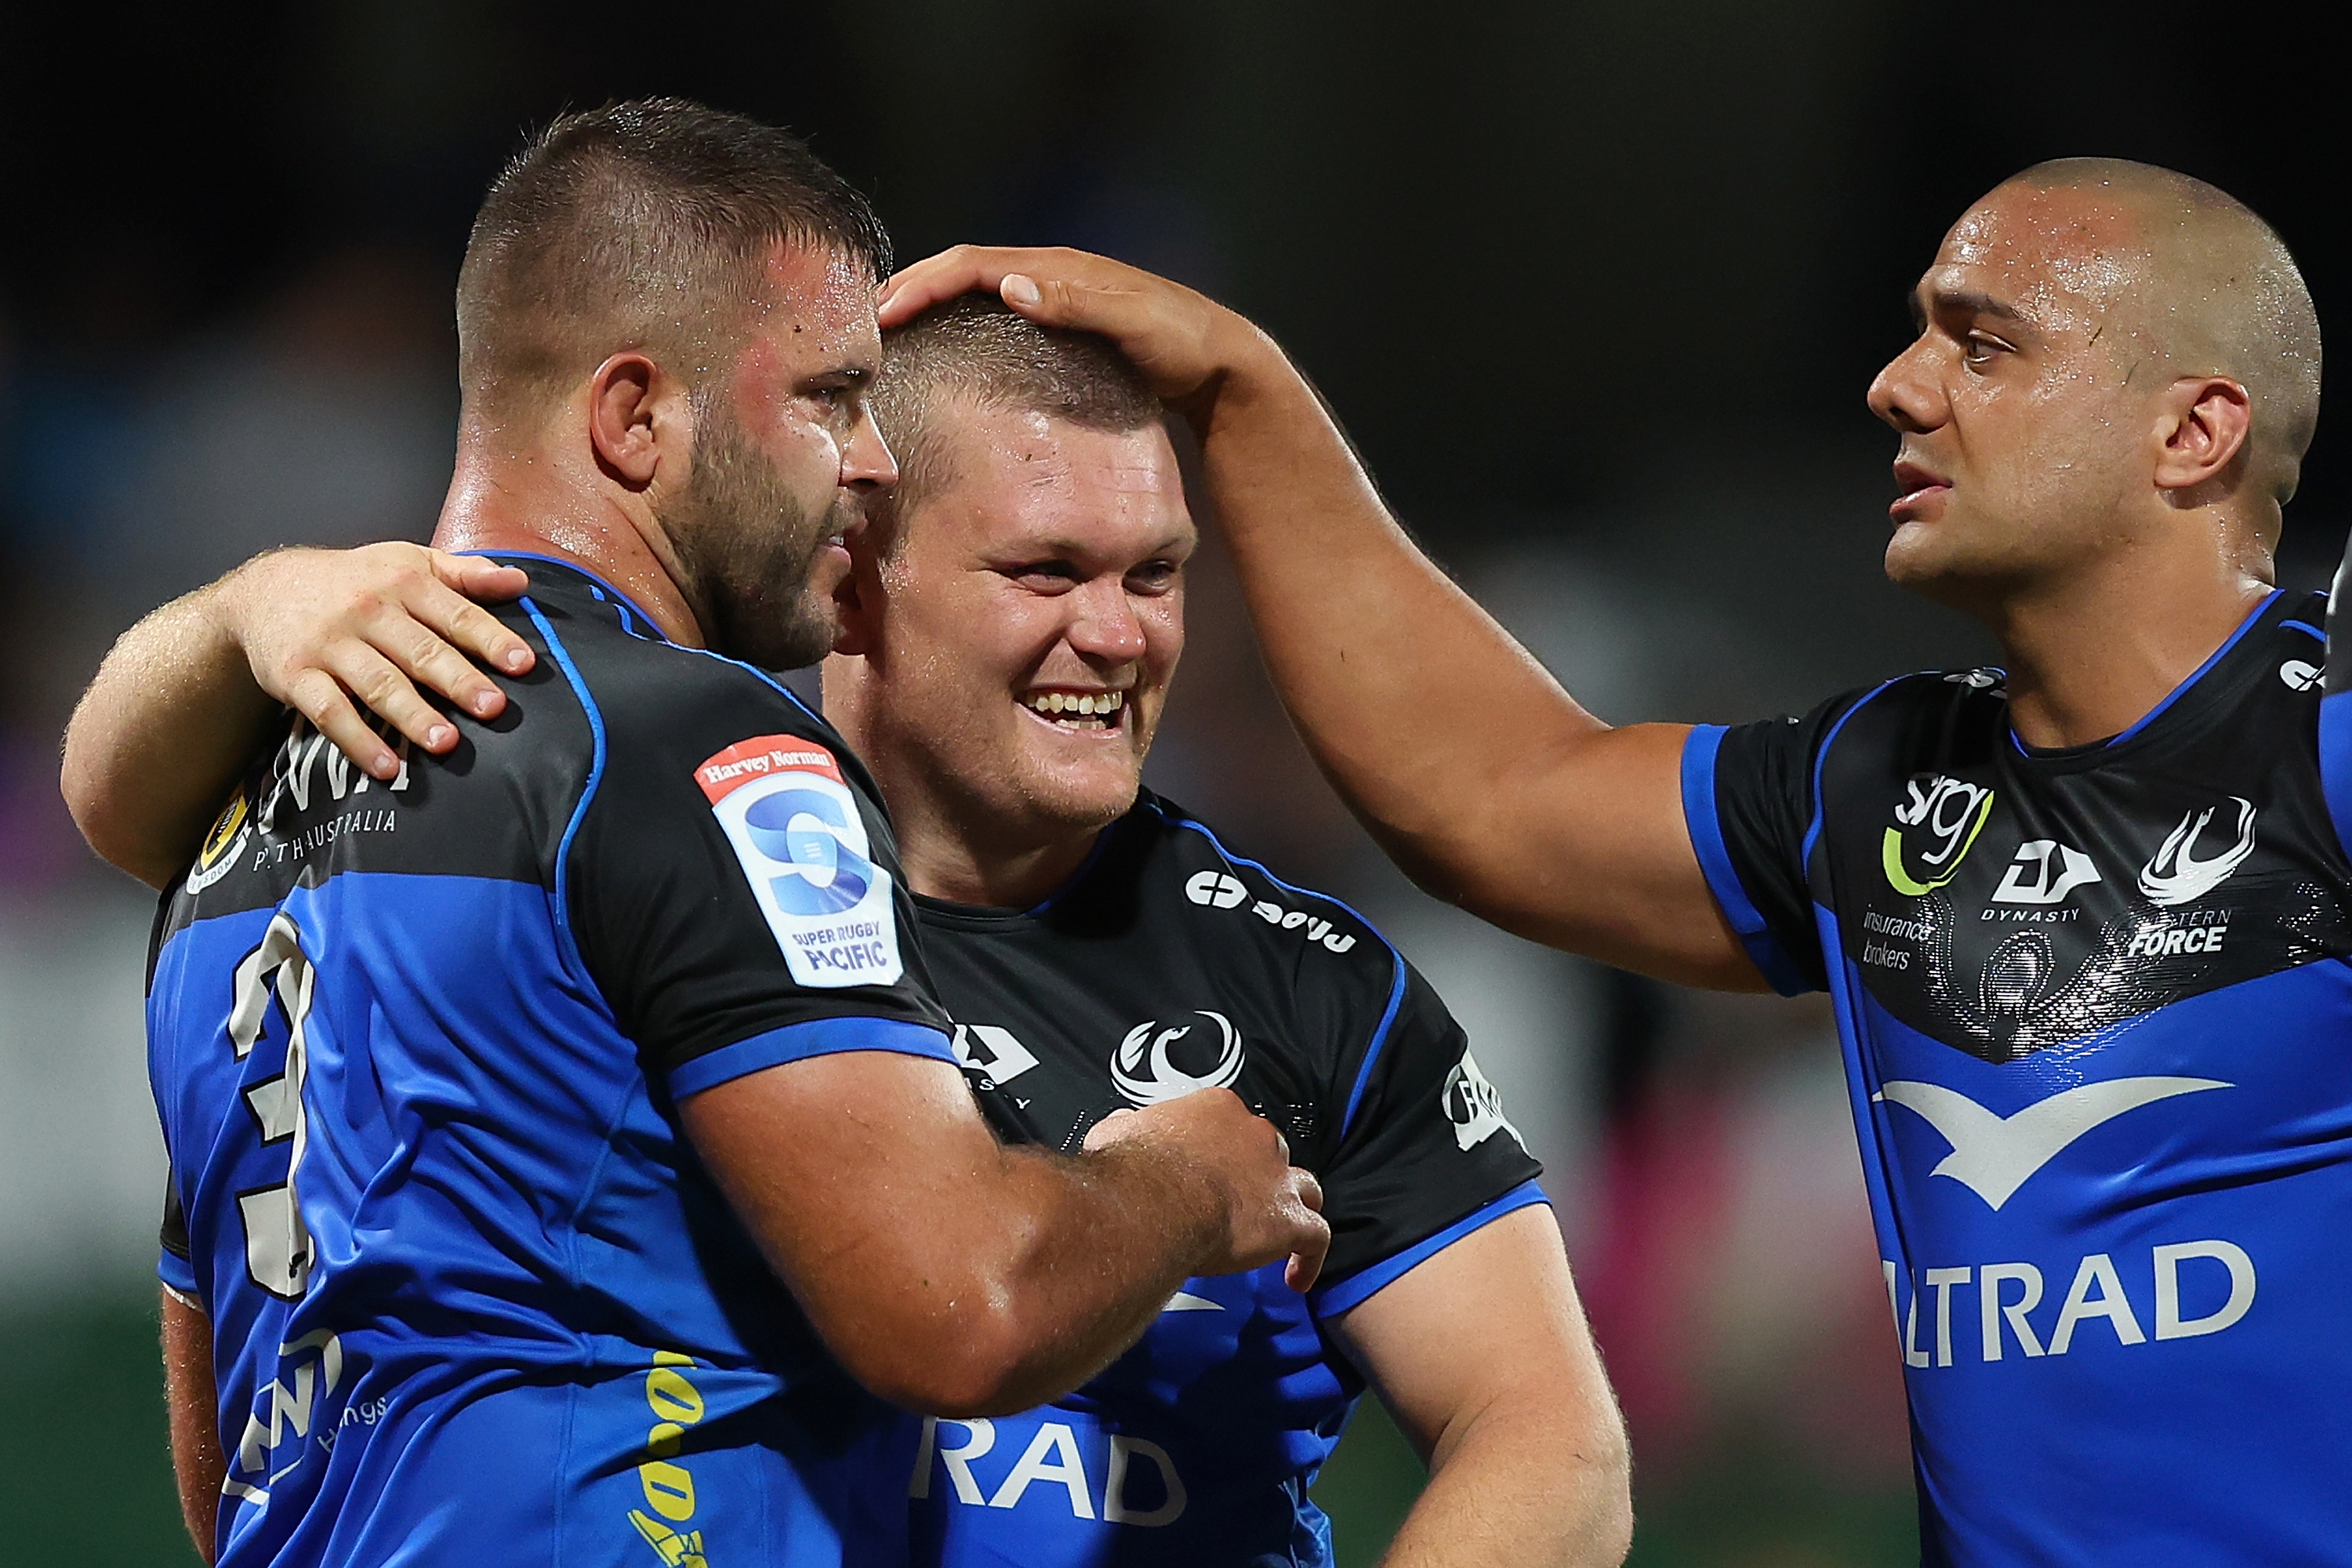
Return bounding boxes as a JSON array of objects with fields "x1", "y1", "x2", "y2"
[
  {"x1": 2153, "y1": 375, "x2": 2253, "y2": 501},
  {"x1": 830, "y1": 546, "x2": 879, "y2": 658},
  {"x1": 586, "y1": 353, "x2": 670, "y2": 491}
]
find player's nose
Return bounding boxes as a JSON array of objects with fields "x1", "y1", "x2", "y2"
[
  {"x1": 1065, "y1": 579, "x2": 1149, "y2": 665},
  {"x1": 1867, "y1": 341, "x2": 1944, "y2": 435},
  {"x1": 842, "y1": 407, "x2": 898, "y2": 490}
]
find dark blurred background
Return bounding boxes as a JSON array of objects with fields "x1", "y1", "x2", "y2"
[{"x1": 2, "y1": 4, "x2": 2343, "y2": 1563}]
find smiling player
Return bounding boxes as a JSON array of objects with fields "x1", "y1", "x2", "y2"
[
  {"x1": 56, "y1": 103, "x2": 1327, "y2": 1568},
  {"x1": 874, "y1": 160, "x2": 2347, "y2": 1560},
  {"x1": 59, "y1": 292, "x2": 1633, "y2": 1567}
]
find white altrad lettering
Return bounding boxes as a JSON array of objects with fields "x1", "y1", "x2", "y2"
[
  {"x1": 1873, "y1": 1076, "x2": 2230, "y2": 1210},
  {"x1": 910, "y1": 1417, "x2": 1187, "y2": 1527},
  {"x1": 1881, "y1": 1241, "x2": 2255, "y2": 1369}
]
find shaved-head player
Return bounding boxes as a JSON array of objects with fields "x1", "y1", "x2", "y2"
[{"x1": 877, "y1": 159, "x2": 2344, "y2": 1559}]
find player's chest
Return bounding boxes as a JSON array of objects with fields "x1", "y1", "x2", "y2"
[
  {"x1": 916, "y1": 924, "x2": 1331, "y2": 1160},
  {"x1": 1817, "y1": 698, "x2": 2352, "y2": 1063}
]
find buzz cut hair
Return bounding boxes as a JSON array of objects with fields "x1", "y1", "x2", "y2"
[
  {"x1": 455, "y1": 97, "x2": 892, "y2": 420},
  {"x1": 869, "y1": 293, "x2": 1163, "y2": 520}
]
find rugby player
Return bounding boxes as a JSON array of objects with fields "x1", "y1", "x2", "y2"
[
  {"x1": 62, "y1": 296, "x2": 1635, "y2": 1562},
  {"x1": 59, "y1": 101, "x2": 1327, "y2": 1568},
  {"x1": 873, "y1": 162, "x2": 2346, "y2": 1559}
]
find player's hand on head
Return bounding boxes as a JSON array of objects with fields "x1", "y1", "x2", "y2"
[
  {"x1": 1085, "y1": 1087, "x2": 1330, "y2": 1293},
  {"x1": 210, "y1": 543, "x2": 535, "y2": 782},
  {"x1": 877, "y1": 245, "x2": 1240, "y2": 408}
]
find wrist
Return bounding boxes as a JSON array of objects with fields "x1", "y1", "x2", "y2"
[{"x1": 1092, "y1": 1134, "x2": 1229, "y2": 1268}]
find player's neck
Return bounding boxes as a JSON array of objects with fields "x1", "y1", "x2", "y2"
[
  {"x1": 433, "y1": 436, "x2": 708, "y2": 650},
  {"x1": 1988, "y1": 545, "x2": 2274, "y2": 750},
  {"x1": 891, "y1": 798, "x2": 1105, "y2": 912}
]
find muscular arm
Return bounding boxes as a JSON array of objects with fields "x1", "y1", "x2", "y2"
[
  {"x1": 878, "y1": 249, "x2": 1763, "y2": 989},
  {"x1": 1331, "y1": 1207, "x2": 1632, "y2": 1568},
  {"x1": 62, "y1": 546, "x2": 533, "y2": 888},
  {"x1": 162, "y1": 1287, "x2": 223, "y2": 1565},
  {"x1": 684, "y1": 1055, "x2": 1323, "y2": 1417}
]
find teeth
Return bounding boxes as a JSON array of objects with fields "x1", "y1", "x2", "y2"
[{"x1": 1021, "y1": 691, "x2": 1124, "y2": 719}]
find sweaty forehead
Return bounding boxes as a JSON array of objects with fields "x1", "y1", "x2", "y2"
[
  {"x1": 1931, "y1": 185, "x2": 2154, "y2": 317},
  {"x1": 740, "y1": 242, "x2": 882, "y2": 368},
  {"x1": 931, "y1": 405, "x2": 1190, "y2": 546}
]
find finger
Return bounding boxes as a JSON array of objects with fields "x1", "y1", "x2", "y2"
[
  {"x1": 1080, "y1": 1109, "x2": 1142, "y2": 1152},
  {"x1": 412, "y1": 570, "x2": 534, "y2": 677},
  {"x1": 383, "y1": 584, "x2": 525, "y2": 706},
  {"x1": 381, "y1": 612, "x2": 508, "y2": 720},
  {"x1": 323, "y1": 642, "x2": 459, "y2": 755},
  {"x1": 877, "y1": 245, "x2": 1072, "y2": 328},
  {"x1": 1283, "y1": 1212, "x2": 1333, "y2": 1293},
  {"x1": 279, "y1": 668, "x2": 402, "y2": 780},
  {"x1": 430, "y1": 549, "x2": 531, "y2": 604},
  {"x1": 1291, "y1": 1169, "x2": 1324, "y2": 1214}
]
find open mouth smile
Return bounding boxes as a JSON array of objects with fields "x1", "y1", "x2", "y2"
[{"x1": 1018, "y1": 689, "x2": 1128, "y2": 733}]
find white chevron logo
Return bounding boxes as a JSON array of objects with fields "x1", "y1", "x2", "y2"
[
  {"x1": 1874, "y1": 1076, "x2": 2230, "y2": 1210},
  {"x1": 1163, "y1": 1291, "x2": 1222, "y2": 1312}
]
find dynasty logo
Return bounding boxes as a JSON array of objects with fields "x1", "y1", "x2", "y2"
[{"x1": 1884, "y1": 775, "x2": 1997, "y2": 897}]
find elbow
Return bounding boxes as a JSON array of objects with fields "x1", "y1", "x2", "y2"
[
  {"x1": 829, "y1": 1295, "x2": 1063, "y2": 1420},
  {"x1": 58, "y1": 750, "x2": 174, "y2": 891}
]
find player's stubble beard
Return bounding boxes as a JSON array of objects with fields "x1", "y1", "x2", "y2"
[{"x1": 660, "y1": 399, "x2": 858, "y2": 672}]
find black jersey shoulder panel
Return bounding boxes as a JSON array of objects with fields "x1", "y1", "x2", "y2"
[{"x1": 520, "y1": 564, "x2": 950, "y2": 1078}]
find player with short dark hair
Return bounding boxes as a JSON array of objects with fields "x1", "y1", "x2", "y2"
[
  {"x1": 62, "y1": 100, "x2": 1327, "y2": 1568},
  {"x1": 64, "y1": 283, "x2": 1634, "y2": 1565},
  {"x1": 840, "y1": 297, "x2": 1629, "y2": 1566},
  {"x1": 876, "y1": 159, "x2": 2350, "y2": 1559}
]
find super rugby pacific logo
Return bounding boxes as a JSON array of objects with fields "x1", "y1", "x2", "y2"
[
  {"x1": 697, "y1": 735, "x2": 902, "y2": 989},
  {"x1": 1883, "y1": 775, "x2": 1996, "y2": 897}
]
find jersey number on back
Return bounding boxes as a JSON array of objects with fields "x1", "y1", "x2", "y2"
[{"x1": 228, "y1": 913, "x2": 318, "y2": 1300}]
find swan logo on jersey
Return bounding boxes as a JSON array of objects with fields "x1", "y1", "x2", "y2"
[
  {"x1": 2138, "y1": 797, "x2": 2257, "y2": 907},
  {"x1": 1112, "y1": 1011, "x2": 1245, "y2": 1105},
  {"x1": 1442, "y1": 1049, "x2": 1526, "y2": 1152},
  {"x1": 1874, "y1": 1076, "x2": 2231, "y2": 1210},
  {"x1": 698, "y1": 736, "x2": 902, "y2": 989},
  {"x1": 1990, "y1": 839, "x2": 2101, "y2": 906},
  {"x1": 1884, "y1": 775, "x2": 1996, "y2": 896}
]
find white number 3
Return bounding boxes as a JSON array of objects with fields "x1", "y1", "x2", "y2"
[{"x1": 228, "y1": 913, "x2": 318, "y2": 1300}]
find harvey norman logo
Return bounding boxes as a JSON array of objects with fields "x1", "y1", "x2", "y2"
[{"x1": 698, "y1": 735, "x2": 902, "y2": 989}]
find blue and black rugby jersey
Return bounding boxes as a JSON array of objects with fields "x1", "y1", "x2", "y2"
[
  {"x1": 148, "y1": 557, "x2": 957, "y2": 1568},
  {"x1": 905, "y1": 792, "x2": 1544, "y2": 1568},
  {"x1": 1682, "y1": 586, "x2": 2352, "y2": 1563}
]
